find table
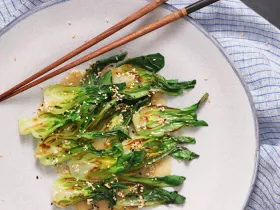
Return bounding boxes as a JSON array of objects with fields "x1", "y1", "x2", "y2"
[{"x1": 242, "y1": 0, "x2": 280, "y2": 28}]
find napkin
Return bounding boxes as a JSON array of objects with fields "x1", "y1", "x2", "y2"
[{"x1": 1, "y1": 0, "x2": 280, "y2": 209}]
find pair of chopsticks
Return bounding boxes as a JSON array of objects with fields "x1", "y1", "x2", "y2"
[{"x1": 0, "y1": 0, "x2": 219, "y2": 102}]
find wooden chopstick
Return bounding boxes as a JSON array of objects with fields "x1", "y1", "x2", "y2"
[
  {"x1": 0, "y1": 0, "x2": 168, "y2": 100},
  {"x1": 0, "y1": 0, "x2": 219, "y2": 102}
]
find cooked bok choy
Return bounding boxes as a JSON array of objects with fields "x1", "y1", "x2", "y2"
[
  {"x1": 84, "y1": 52, "x2": 128, "y2": 85},
  {"x1": 123, "y1": 135, "x2": 199, "y2": 166},
  {"x1": 35, "y1": 130, "x2": 128, "y2": 166},
  {"x1": 52, "y1": 175, "x2": 186, "y2": 209},
  {"x1": 133, "y1": 93, "x2": 209, "y2": 137},
  {"x1": 18, "y1": 52, "x2": 209, "y2": 210},
  {"x1": 119, "y1": 175, "x2": 186, "y2": 187},
  {"x1": 42, "y1": 83, "x2": 126, "y2": 114},
  {"x1": 67, "y1": 149, "x2": 146, "y2": 180},
  {"x1": 18, "y1": 113, "x2": 68, "y2": 139},
  {"x1": 66, "y1": 135, "x2": 198, "y2": 180},
  {"x1": 111, "y1": 64, "x2": 196, "y2": 99}
]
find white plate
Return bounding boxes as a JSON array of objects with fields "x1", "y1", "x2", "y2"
[{"x1": 0, "y1": 0, "x2": 259, "y2": 210}]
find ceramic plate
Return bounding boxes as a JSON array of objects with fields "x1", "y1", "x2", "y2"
[{"x1": 0, "y1": 0, "x2": 259, "y2": 210}]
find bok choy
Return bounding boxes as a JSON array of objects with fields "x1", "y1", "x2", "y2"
[
  {"x1": 18, "y1": 52, "x2": 209, "y2": 210},
  {"x1": 52, "y1": 175, "x2": 186, "y2": 209}
]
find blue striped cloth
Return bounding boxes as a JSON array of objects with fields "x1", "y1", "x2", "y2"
[{"x1": 1, "y1": 0, "x2": 280, "y2": 209}]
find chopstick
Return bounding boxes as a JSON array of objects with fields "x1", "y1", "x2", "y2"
[
  {"x1": 0, "y1": 0, "x2": 219, "y2": 102},
  {"x1": 0, "y1": 0, "x2": 168, "y2": 101}
]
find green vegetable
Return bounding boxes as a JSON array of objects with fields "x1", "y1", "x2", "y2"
[
  {"x1": 110, "y1": 150, "x2": 146, "y2": 176},
  {"x1": 43, "y1": 83, "x2": 126, "y2": 114},
  {"x1": 67, "y1": 146, "x2": 124, "y2": 180},
  {"x1": 18, "y1": 100, "x2": 100, "y2": 139},
  {"x1": 80, "y1": 130, "x2": 129, "y2": 140},
  {"x1": 153, "y1": 74, "x2": 196, "y2": 95},
  {"x1": 18, "y1": 52, "x2": 209, "y2": 210},
  {"x1": 84, "y1": 52, "x2": 128, "y2": 85},
  {"x1": 122, "y1": 136, "x2": 199, "y2": 170},
  {"x1": 52, "y1": 175, "x2": 186, "y2": 208},
  {"x1": 98, "y1": 70, "x2": 113, "y2": 85},
  {"x1": 92, "y1": 97, "x2": 151, "y2": 133},
  {"x1": 171, "y1": 147, "x2": 200, "y2": 161},
  {"x1": 120, "y1": 175, "x2": 186, "y2": 187},
  {"x1": 112, "y1": 64, "x2": 196, "y2": 99},
  {"x1": 67, "y1": 149, "x2": 145, "y2": 180},
  {"x1": 67, "y1": 135, "x2": 197, "y2": 180},
  {"x1": 115, "y1": 188, "x2": 185, "y2": 209},
  {"x1": 85, "y1": 99, "x2": 118, "y2": 131},
  {"x1": 18, "y1": 113, "x2": 68, "y2": 139},
  {"x1": 115, "y1": 97, "x2": 152, "y2": 127},
  {"x1": 63, "y1": 101, "x2": 96, "y2": 131},
  {"x1": 168, "y1": 136, "x2": 196, "y2": 144},
  {"x1": 133, "y1": 93, "x2": 209, "y2": 137},
  {"x1": 36, "y1": 130, "x2": 128, "y2": 166},
  {"x1": 52, "y1": 176, "x2": 94, "y2": 207},
  {"x1": 117, "y1": 53, "x2": 165, "y2": 73},
  {"x1": 112, "y1": 64, "x2": 153, "y2": 99},
  {"x1": 96, "y1": 112, "x2": 128, "y2": 133}
]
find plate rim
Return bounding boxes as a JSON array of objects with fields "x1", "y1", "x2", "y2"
[
  {"x1": 161, "y1": 3, "x2": 260, "y2": 209},
  {"x1": 0, "y1": 1, "x2": 260, "y2": 209}
]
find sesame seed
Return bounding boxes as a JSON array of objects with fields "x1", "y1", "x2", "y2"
[
  {"x1": 104, "y1": 183, "x2": 111, "y2": 189},
  {"x1": 87, "y1": 198, "x2": 93, "y2": 205}
]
